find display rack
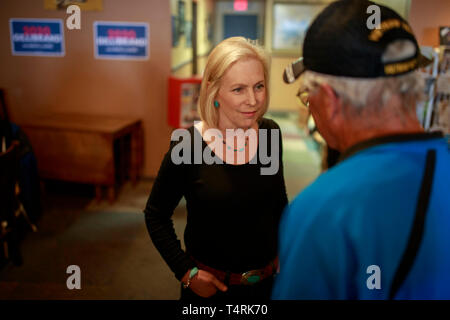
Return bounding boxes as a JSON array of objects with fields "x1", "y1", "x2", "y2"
[{"x1": 419, "y1": 46, "x2": 450, "y2": 134}]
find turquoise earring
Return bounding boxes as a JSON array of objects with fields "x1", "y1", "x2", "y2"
[{"x1": 214, "y1": 100, "x2": 220, "y2": 108}]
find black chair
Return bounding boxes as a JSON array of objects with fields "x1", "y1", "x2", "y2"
[
  {"x1": 0, "y1": 89, "x2": 9, "y2": 122},
  {"x1": 0, "y1": 141, "x2": 21, "y2": 264},
  {"x1": 0, "y1": 140, "x2": 37, "y2": 266},
  {"x1": 1, "y1": 88, "x2": 42, "y2": 224}
]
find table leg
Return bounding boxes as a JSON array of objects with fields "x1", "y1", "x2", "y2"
[
  {"x1": 95, "y1": 185, "x2": 102, "y2": 202},
  {"x1": 120, "y1": 136, "x2": 126, "y2": 183},
  {"x1": 108, "y1": 185, "x2": 116, "y2": 204},
  {"x1": 130, "y1": 124, "x2": 142, "y2": 185}
]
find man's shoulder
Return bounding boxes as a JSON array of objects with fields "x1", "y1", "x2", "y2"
[
  {"x1": 286, "y1": 139, "x2": 449, "y2": 215},
  {"x1": 287, "y1": 165, "x2": 347, "y2": 216},
  {"x1": 286, "y1": 149, "x2": 418, "y2": 222}
]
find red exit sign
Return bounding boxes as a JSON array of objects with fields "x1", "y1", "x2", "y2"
[{"x1": 234, "y1": 0, "x2": 248, "y2": 12}]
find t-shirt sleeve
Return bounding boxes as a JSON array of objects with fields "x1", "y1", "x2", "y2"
[{"x1": 143, "y1": 139, "x2": 196, "y2": 281}]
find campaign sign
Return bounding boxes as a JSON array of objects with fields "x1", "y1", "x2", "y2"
[
  {"x1": 94, "y1": 21, "x2": 149, "y2": 60},
  {"x1": 10, "y1": 18, "x2": 65, "y2": 57}
]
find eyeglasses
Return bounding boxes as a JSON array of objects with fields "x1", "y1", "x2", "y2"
[
  {"x1": 296, "y1": 87, "x2": 310, "y2": 109},
  {"x1": 296, "y1": 83, "x2": 340, "y2": 109}
]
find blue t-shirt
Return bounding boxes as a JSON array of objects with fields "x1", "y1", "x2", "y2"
[{"x1": 272, "y1": 133, "x2": 450, "y2": 299}]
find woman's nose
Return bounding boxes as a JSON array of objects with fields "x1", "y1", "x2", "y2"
[{"x1": 247, "y1": 89, "x2": 256, "y2": 106}]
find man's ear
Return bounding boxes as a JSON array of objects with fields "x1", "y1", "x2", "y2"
[
  {"x1": 314, "y1": 82, "x2": 344, "y2": 151},
  {"x1": 319, "y1": 82, "x2": 341, "y2": 120}
]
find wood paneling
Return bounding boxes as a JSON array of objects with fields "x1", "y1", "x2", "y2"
[{"x1": 0, "y1": 0, "x2": 172, "y2": 178}]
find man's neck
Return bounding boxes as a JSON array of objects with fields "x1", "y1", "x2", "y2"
[{"x1": 339, "y1": 122, "x2": 425, "y2": 152}]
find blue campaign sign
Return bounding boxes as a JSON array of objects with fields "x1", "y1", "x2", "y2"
[
  {"x1": 9, "y1": 18, "x2": 65, "y2": 57},
  {"x1": 94, "y1": 21, "x2": 149, "y2": 60}
]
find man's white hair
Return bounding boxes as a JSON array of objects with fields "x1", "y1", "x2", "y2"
[{"x1": 301, "y1": 70, "x2": 424, "y2": 113}]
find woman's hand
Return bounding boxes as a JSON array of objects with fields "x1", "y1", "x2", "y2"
[{"x1": 182, "y1": 269, "x2": 228, "y2": 298}]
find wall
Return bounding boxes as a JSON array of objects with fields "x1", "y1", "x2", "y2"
[
  {"x1": 409, "y1": 0, "x2": 450, "y2": 47},
  {"x1": 375, "y1": 0, "x2": 410, "y2": 19},
  {"x1": 0, "y1": 0, "x2": 172, "y2": 178},
  {"x1": 264, "y1": 0, "x2": 335, "y2": 112},
  {"x1": 264, "y1": 0, "x2": 411, "y2": 112}
]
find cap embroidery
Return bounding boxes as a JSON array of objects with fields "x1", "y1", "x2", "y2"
[
  {"x1": 384, "y1": 58, "x2": 418, "y2": 75},
  {"x1": 369, "y1": 19, "x2": 413, "y2": 42}
]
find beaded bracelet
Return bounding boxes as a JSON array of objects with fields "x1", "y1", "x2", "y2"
[{"x1": 182, "y1": 267, "x2": 199, "y2": 289}]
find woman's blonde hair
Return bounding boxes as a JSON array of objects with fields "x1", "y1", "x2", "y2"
[{"x1": 198, "y1": 37, "x2": 270, "y2": 128}]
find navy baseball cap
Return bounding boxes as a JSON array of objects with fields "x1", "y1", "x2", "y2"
[{"x1": 283, "y1": 0, "x2": 432, "y2": 83}]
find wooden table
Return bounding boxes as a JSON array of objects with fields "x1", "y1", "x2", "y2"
[{"x1": 18, "y1": 113, "x2": 143, "y2": 202}]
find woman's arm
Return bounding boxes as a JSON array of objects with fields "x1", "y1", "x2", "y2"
[
  {"x1": 144, "y1": 142, "x2": 195, "y2": 281},
  {"x1": 145, "y1": 138, "x2": 229, "y2": 297}
]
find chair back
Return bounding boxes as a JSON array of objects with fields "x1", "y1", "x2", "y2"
[
  {"x1": 0, "y1": 89, "x2": 13, "y2": 152},
  {"x1": 0, "y1": 89, "x2": 9, "y2": 122},
  {"x1": 0, "y1": 141, "x2": 19, "y2": 222}
]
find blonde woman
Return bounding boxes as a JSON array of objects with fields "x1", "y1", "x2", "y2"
[{"x1": 144, "y1": 37, "x2": 288, "y2": 300}]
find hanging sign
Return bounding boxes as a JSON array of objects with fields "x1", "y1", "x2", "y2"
[
  {"x1": 10, "y1": 18, "x2": 65, "y2": 57},
  {"x1": 94, "y1": 21, "x2": 149, "y2": 60}
]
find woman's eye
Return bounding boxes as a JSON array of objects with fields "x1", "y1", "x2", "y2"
[
  {"x1": 255, "y1": 84, "x2": 265, "y2": 90},
  {"x1": 232, "y1": 88, "x2": 242, "y2": 93}
]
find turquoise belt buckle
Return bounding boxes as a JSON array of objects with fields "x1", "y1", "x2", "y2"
[{"x1": 241, "y1": 270, "x2": 264, "y2": 285}]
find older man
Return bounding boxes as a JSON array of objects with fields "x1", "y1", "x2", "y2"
[{"x1": 272, "y1": 0, "x2": 450, "y2": 299}]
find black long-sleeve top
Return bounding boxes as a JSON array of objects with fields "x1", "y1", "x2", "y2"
[{"x1": 144, "y1": 118, "x2": 288, "y2": 280}]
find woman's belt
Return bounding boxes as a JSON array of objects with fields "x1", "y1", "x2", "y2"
[{"x1": 192, "y1": 257, "x2": 278, "y2": 286}]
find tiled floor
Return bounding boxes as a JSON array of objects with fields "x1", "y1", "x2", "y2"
[{"x1": 0, "y1": 111, "x2": 323, "y2": 299}]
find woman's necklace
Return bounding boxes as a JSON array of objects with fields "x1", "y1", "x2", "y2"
[
  {"x1": 218, "y1": 133, "x2": 248, "y2": 152},
  {"x1": 222, "y1": 138, "x2": 248, "y2": 152}
]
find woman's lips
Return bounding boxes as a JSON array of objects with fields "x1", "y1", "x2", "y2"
[{"x1": 241, "y1": 111, "x2": 257, "y2": 117}]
